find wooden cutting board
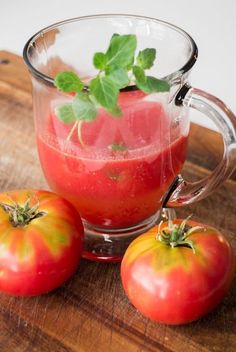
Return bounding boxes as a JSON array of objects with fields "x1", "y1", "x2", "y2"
[{"x1": 0, "y1": 50, "x2": 235, "y2": 352}]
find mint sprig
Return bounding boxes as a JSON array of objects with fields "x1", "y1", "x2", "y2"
[{"x1": 54, "y1": 33, "x2": 170, "y2": 143}]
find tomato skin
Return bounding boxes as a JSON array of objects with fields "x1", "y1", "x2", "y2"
[
  {"x1": 0, "y1": 190, "x2": 83, "y2": 296},
  {"x1": 121, "y1": 220, "x2": 235, "y2": 325}
]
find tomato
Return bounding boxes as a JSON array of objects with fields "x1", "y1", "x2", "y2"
[
  {"x1": 0, "y1": 189, "x2": 83, "y2": 296},
  {"x1": 121, "y1": 218, "x2": 235, "y2": 325}
]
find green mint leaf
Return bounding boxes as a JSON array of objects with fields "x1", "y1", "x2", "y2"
[
  {"x1": 54, "y1": 72, "x2": 84, "y2": 92},
  {"x1": 136, "y1": 48, "x2": 156, "y2": 69},
  {"x1": 133, "y1": 66, "x2": 146, "y2": 85},
  {"x1": 107, "y1": 105, "x2": 122, "y2": 117},
  {"x1": 72, "y1": 92, "x2": 97, "y2": 121},
  {"x1": 136, "y1": 76, "x2": 170, "y2": 93},
  {"x1": 111, "y1": 33, "x2": 120, "y2": 38},
  {"x1": 106, "y1": 67, "x2": 129, "y2": 89},
  {"x1": 106, "y1": 34, "x2": 137, "y2": 68},
  {"x1": 93, "y1": 52, "x2": 107, "y2": 70},
  {"x1": 126, "y1": 59, "x2": 134, "y2": 71},
  {"x1": 109, "y1": 143, "x2": 127, "y2": 151},
  {"x1": 90, "y1": 76, "x2": 119, "y2": 110},
  {"x1": 55, "y1": 103, "x2": 76, "y2": 124}
]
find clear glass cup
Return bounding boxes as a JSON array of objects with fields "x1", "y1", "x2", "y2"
[{"x1": 23, "y1": 15, "x2": 236, "y2": 262}]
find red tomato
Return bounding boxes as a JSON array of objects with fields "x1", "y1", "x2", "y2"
[
  {"x1": 0, "y1": 189, "x2": 83, "y2": 296},
  {"x1": 121, "y1": 218, "x2": 235, "y2": 325}
]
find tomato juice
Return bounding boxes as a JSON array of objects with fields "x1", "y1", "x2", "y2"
[{"x1": 37, "y1": 92, "x2": 188, "y2": 229}]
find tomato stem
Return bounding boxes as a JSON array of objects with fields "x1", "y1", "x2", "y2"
[
  {"x1": 157, "y1": 216, "x2": 204, "y2": 253},
  {"x1": 0, "y1": 198, "x2": 46, "y2": 227}
]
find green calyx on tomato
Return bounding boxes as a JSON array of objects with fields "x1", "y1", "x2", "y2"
[
  {"x1": 0, "y1": 197, "x2": 46, "y2": 227},
  {"x1": 157, "y1": 216, "x2": 204, "y2": 254}
]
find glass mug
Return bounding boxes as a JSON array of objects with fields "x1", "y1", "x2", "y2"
[{"x1": 23, "y1": 15, "x2": 236, "y2": 262}]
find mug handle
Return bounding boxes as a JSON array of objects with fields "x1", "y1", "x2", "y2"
[{"x1": 165, "y1": 84, "x2": 236, "y2": 207}]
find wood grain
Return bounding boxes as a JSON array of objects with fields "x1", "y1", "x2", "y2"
[{"x1": 0, "y1": 51, "x2": 235, "y2": 352}]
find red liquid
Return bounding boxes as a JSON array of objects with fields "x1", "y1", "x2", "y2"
[{"x1": 37, "y1": 92, "x2": 188, "y2": 229}]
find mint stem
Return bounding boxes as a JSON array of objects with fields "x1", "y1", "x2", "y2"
[
  {"x1": 66, "y1": 120, "x2": 85, "y2": 147},
  {"x1": 77, "y1": 120, "x2": 85, "y2": 147},
  {"x1": 66, "y1": 120, "x2": 78, "y2": 141}
]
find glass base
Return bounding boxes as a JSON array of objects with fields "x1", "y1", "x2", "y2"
[{"x1": 82, "y1": 211, "x2": 162, "y2": 262}]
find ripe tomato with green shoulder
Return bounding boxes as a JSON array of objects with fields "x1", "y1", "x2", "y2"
[
  {"x1": 0, "y1": 189, "x2": 83, "y2": 296},
  {"x1": 121, "y1": 218, "x2": 235, "y2": 325}
]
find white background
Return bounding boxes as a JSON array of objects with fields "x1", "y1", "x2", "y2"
[{"x1": 1, "y1": 0, "x2": 235, "y2": 130}]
